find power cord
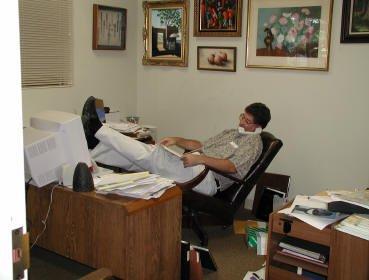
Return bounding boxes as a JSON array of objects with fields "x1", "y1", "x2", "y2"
[{"x1": 30, "y1": 184, "x2": 58, "y2": 249}]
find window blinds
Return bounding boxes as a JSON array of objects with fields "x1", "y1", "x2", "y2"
[{"x1": 19, "y1": 0, "x2": 73, "y2": 88}]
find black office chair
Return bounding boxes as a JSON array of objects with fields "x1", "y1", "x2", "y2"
[{"x1": 177, "y1": 132, "x2": 283, "y2": 246}]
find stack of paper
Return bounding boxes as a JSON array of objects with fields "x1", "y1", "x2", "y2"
[
  {"x1": 106, "y1": 122, "x2": 141, "y2": 133},
  {"x1": 95, "y1": 172, "x2": 175, "y2": 200},
  {"x1": 335, "y1": 214, "x2": 369, "y2": 241},
  {"x1": 330, "y1": 189, "x2": 369, "y2": 210},
  {"x1": 94, "y1": 172, "x2": 151, "y2": 189}
]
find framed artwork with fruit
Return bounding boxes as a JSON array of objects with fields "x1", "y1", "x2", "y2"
[{"x1": 197, "y1": 46, "x2": 237, "y2": 72}]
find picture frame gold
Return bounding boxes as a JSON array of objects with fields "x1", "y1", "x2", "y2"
[
  {"x1": 197, "y1": 46, "x2": 237, "y2": 72},
  {"x1": 142, "y1": 0, "x2": 189, "y2": 67},
  {"x1": 92, "y1": 4, "x2": 127, "y2": 50},
  {"x1": 246, "y1": 0, "x2": 333, "y2": 71},
  {"x1": 193, "y1": 0, "x2": 243, "y2": 37}
]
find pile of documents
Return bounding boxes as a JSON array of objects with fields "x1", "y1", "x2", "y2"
[
  {"x1": 106, "y1": 122, "x2": 141, "y2": 133},
  {"x1": 93, "y1": 172, "x2": 175, "y2": 199},
  {"x1": 329, "y1": 189, "x2": 369, "y2": 210},
  {"x1": 335, "y1": 214, "x2": 369, "y2": 241},
  {"x1": 279, "y1": 189, "x2": 369, "y2": 231}
]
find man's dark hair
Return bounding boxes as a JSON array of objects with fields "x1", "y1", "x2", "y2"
[{"x1": 245, "y1": 103, "x2": 271, "y2": 129}]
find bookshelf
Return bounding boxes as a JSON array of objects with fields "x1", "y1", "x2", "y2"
[{"x1": 265, "y1": 207, "x2": 369, "y2": 280}]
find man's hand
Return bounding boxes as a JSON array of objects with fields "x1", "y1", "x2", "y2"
[
  {"x1": 159, "y1": 137, "x2": 179, "y2": 146},
  {"x1": 181, "y1": 154, "x2": 204, "y2": 167}
]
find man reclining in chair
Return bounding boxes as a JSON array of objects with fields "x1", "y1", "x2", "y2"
[{"x1": 83, "y1": 98, "x2": 271, "y2": 196}]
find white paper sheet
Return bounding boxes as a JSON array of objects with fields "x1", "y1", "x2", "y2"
[{"x1": 279, "y1": 195, "x2": 348, "y2": 230}]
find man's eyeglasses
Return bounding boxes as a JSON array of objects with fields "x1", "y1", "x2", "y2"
[{"x1": 239, "y1": 113, "x2": 255, "y2": 125}]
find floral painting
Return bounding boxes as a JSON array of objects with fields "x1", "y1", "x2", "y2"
[
  {"x1": 194, "y1": 0, "x2": 242, "y2": 36},
  {"x1": 246, "y1": 0, "x2": 333, "y2": 71},
  {"x1": 257, "y1": 6, "x2": 321, "y2": 57}
]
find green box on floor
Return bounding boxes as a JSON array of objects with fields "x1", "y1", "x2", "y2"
[{"x1": 246, "y1": 220, "x2": 268, "y2": 248}]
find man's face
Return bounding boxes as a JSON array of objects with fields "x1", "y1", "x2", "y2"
[{"x1": 239, "y1": 111, "x2": 260, "y2": 132}]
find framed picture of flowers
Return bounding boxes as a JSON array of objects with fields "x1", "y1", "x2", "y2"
[
  {"x1": 142, "y1": 0, "x2": 189, "y2": 67},
  {"x1": 246, "y1": 0, "x2": 333, "y2": 71},
  {"x1": 193, "y1": 0, "x2": 243, "y2": 37},
  {"x1": 341, "y1": 0, "x2": 369, "y2": 43}
]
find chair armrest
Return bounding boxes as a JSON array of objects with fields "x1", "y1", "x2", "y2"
[{"x1": 175, "y1": 168, "x2": 210, "y2": 192}]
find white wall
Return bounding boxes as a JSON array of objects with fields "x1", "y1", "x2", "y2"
[
  {"x1": 136, "y1": 0, "x2": 369, "y2": 197},
  {"x1": 1, "y1": 2, "x2": 27, "y2": 278},
  {"x1": 22, "y1": 0, "x2": 138, "y2": 125}
]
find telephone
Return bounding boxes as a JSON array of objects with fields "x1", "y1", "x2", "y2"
[{"x1": 238, "y1": 126, "x2": 262, "y2": 135}]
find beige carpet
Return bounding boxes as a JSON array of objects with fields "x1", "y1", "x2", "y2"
[
  {"x1": 182, "y1": 226, "x2": 265, "y2": 280},
  {"x1": 29, "y1": 225, "x2": 264, "y2": 280}
]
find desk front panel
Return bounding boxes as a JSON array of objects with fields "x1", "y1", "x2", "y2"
[{"x1": 27, "y1": 185, "x2": 182, "y2": 280}]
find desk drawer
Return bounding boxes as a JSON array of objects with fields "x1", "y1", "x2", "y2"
[{"x1": 272, "y1": 213, "x2": 331, "y2": 246}]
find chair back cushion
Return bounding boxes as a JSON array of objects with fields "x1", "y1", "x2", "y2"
[{"x1": 215, "y1": 132, "x2": 283, "y2": 210}]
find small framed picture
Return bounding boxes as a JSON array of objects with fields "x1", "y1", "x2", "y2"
[
  {"x1": 92, "y1": 4, "x2": 127, "y2": 50},
  {"x1": 341, "y1": 0, "x2": 369, "y2": 43},
  {"x1": 246, "y1": 0, "x2": 333, "y2": 71},
  {"x1": 197, "y1": 46, "x2": 237, "y2": 72},
  {"x1": 193, "y1": 0, "x2": 243, "y2": 37},
  {"x1": 142, "y1": 0, "x2": 189, "y2": 67}
]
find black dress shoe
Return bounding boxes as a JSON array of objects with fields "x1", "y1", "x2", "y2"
[{"x1": 81, "y1": 96, "x2": 102, "y2": 149}]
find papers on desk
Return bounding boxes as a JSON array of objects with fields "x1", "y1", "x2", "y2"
[
  {"x1": 335, "y1": 214, "x2": 369, "y2": 241},
  {"x1": 279, "y1": 195, "x2": 348, "y2": 230},
  {"x1": 94, "y1": 172, "x2": 175, "y2": 200},
  {"x1": 330, "y1": 189, "x2": 369, "y2": 210},
  {"x1": 94, "y1": 172, "x2": 150, "y2": 187},
  {"x1": 106, "y1": 122, "x2": 141, "y2": 133}
]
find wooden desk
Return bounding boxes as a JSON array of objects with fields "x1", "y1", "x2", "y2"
[
  {"x1": 266, "y1": 207, "x2": 369, "y2": 280},
  {"x1": 27, "y1": 185, "x2": 181, "y2": 280}
]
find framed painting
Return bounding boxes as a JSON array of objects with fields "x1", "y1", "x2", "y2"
[
  {"x1": 193, "y1": 0, "x2": 242, "y2": 37},
  {"x1": 246, "y1": 0, "x2": 333, "y2": 71},
  {"x1": 197, "y1": 46, "x2": 237, "y2": 71},
  {"x1": 142, "y1": 0, "x2": 189, "y2": 67},
  {"x1": 92, "y1": 5, "x2": 127, "y2": 50},
  {"x1": 341, "y1": 0, "x2": 369, "y2": 43}
]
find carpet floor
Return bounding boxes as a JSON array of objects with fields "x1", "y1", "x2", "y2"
[{"x1": 28, "y1": 226, "x2": 265, "y2": 280}]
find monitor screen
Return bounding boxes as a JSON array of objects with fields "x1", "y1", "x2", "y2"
[{"x1": 24, "y1": 110, "x2": 91, "y2": 187}]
